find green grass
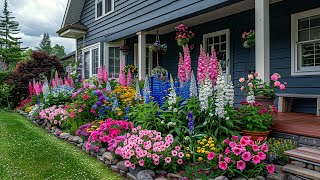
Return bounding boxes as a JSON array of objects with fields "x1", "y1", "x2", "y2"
[{"x1": 0, "y1": 112, "x2": 122, "y2": 180}]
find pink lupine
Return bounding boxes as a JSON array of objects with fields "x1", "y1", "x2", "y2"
[
  {"x1": 197, "y1": 45, "x2": 207, "y2": 84},
  {"x1": 103, "y1": 65, "x2": 109, "y2": 83},
  {"x1": 127, "y1": 70, "x2": 132, "y2": 87},
  {"x1": 178, "y1": 53, "x2": 186, "y2": 83},
  {"x1": 183, "y1": 45, "x2": 192, "y2": 79},
  {"x1": 208, "y1": 48, "x2": 219, "y2": 85},
  {"x1": 98, "y1": 66, "x2": 104, "y2": 80},
  {"x1": 82, "y1": 75, "x2": 85, "y2": 85},
  {"x1": 118, "y1": 58, "x2": 126, "y2": 87},
  {"x1": 28, "y1": 82, "x2": 33, "y2": 97}
]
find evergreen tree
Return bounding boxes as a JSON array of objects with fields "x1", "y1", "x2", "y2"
[
  {"x1": 37, "y1": 33, "x2": 52, "y2": 54},
  {"x1": 0, "y1": 0, "x2": 24, "y2": 65},
  {"x1": 51, "y1": 44, "x2": 66, "y2": 59}
]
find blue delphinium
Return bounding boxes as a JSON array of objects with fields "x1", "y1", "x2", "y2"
[
  {"x1": 143, "y1": 75, "x2": 151, "y2": 104},
  {"x1": 188, "y1": 112, "x2": 194, "y2": 135}
]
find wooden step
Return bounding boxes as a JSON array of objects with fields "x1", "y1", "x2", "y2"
[
  {"x1": 283, "y1": 164, "x2": 320, "y2": 180},
  {"x1": 285, "y1": 147, "x2": 320, "y2": 164}
]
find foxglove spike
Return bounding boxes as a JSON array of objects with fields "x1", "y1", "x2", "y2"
[{"x1": 190, "y1": 70, "x2": 197, "y2": 97}]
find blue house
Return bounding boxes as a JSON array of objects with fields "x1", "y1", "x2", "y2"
[{"x1": 57, "y1": 0, "x2": 320, "y2": 115}]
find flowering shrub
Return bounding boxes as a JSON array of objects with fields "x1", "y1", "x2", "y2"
[
  {"x1": 175, "y1": 24, "x2": 194, "y2": 47},
  {"x1": 238, "y1": 100, "x2": 277, "y2": 132},
  {"x1": 85, "y1": 118, "x2": 134, "y2": 152},
  {"x1": 241, "y1": 30, "x2": 255, "y2": 48},
  {"x1": 218, "y1": 136, "x2": 274, "y2": 178},
  {"x1": 239, "y1": 72, "x2": 286, "y2": 99},
  {"x1": 115, "y1": 128, "x2": 185, "y2": 171},
  {"x1": 39, "y1": 105, "x2": 68, "y2": 126},
  {"x1": 16, "y1": 98, "x2": 32, "y2": 110}
]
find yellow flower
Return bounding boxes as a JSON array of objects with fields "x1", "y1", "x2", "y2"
[
  {"x1": 198, "y1": 157, "x2": 203, "y2": 161},
  {"x1": 185, "y1": 147, "x2": 189, "y2": 151},
  {"x1": 186, "y1": 154, "x2": 190, "y2": 158},
  {"x1": 200, "y1": 142, "x2": 204, "y2": 145}
]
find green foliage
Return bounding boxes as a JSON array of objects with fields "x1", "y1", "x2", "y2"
[
  {"x1": 0, "y1": 70, "x2": 9, "y2": 84},
  {"x1": 0, "y1": 83, "x2": 14, "y2": 108},
  {"x1": 36, "y1": 33, "x2": 66, "y2": 59},
  {"x1": 268, "y1": 138, "x2": 297, "y2": 165},
  {"x1": 43, "y1": 93, "x2": 72, "y2": 108},
  {"x1": 182, "y1": 161, "x2": 219, "y2": 180},
  {"x1": 51, "y1": 44, "x2": 66, "y2": 59}
]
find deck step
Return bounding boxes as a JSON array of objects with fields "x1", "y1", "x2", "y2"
[
  {"x1": 283, "y1": 164, "x2": 320, "y2": 180},
  {"x1": 285, "y1": 147, "x2": 320, "y2": 164}
]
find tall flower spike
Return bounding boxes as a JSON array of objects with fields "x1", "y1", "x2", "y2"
[
  {"x1": 106, "y1": 81, "x2": 112, "y2": 93},
  {"x1": 178, "y1": 53, "x2": 186, "y2": 83},
  {"x1": 97, "y1": 66, "x2": 103, "y2": 80},
  {"x1": 82, "y1": 75, "x2": 85, "y2": 85},
  {"x1": 215, "y1": 65, "x2": 227, "y2": 118},
  {"x1": 208, "y1": 47, "x2": 219, "y2": 85},
  {"x1": 190, "y1": 70, "x2": 197, "y2": 97},
  {"x1": 183, "y1": 44, "x2": 192, "y2": 79},
  {"x1": 127, "y1": 70, "x2": 132, "y2": 87},
  {"x1": 135, "y1": 79, "x2": 141, "y2": 101},
  {"x1": 28, "y1": 82, "x2": 33, "y2": 97},
  {"x1": 103, "y1": 65, "x2": 109, "y2": 83},
  {"x1": 118, "y1": 57, "x2": 126, "y2": 87},
  {"x1": 197, "y1": 45, "x2": 207, "y2": 84},
  {"x1": 143, "y1": 75, "x2": 151, "y2": 104}
]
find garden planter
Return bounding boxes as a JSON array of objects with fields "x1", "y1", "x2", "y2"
[
  {"x1": 255, "y1": 96, "x2": 275, "y2": 109},
  {"x1": 241, "y1": 130, "x2": 270, "y2": 141},
  {"x1": 243, "y1": 39, "x2": 255, "y2": 48}
]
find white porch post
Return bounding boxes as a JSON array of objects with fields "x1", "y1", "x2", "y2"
[
  {"x1": 255, "y1": 0, "x2": 270, "y2": 83},
  {"x1": 137, "y1": 31, "x2": 147, "y2": 80}
]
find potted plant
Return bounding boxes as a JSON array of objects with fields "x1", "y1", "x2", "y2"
[
  {"x1": 123, "y1": 65, "x2": 138, "y2": 77},
  {"x1": 175, "y1": 24, "x2": 195, "y2": 47},
  {"x1": 237, "y1": 100, "x2": 277, "y2": 140},
  {"x1": 241, "y1": 30, "x2": 255, "y2": 48},
  {"x1": 239, "y1": 72, "x2": 287, "y2": 108}
]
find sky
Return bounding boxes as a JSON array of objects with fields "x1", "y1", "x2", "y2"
[{"x1": 0, "y1": 0, "x2": 75, "y2": 53}]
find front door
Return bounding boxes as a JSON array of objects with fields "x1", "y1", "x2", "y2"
[{"x1": 203, "y1": 29, "x2": 230, "y2": 80}]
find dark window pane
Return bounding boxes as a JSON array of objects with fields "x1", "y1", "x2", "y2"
[
  {"x1": 214, "y1": 45, "x2": 219, "y2": 51},
  {"x1": 310, "y1": 27, "x2": 320, "y2": 40},
  {"x1": 208, "y1": 37, "x2": 213, "y2": 45},
  {"x1": 214, "y1": 36, "x2": 219, "y2": 44},
  {"x1": 299, "y1": 30, "x2": 309, "y2": 41},
  {"x1": 310, "y1": 15, "x2": 320, "y2": 28},
  {"x1": 84, "y1": 51, "x2": 90, "y2": 78},
  {"x1": 105, "y1": 0, "x2": 112, "y2": 13},
  {"x1": 298, "y1": 17, "x2": 309, "y2": 30},
  {"x1": 97, "y1": 0, "x2": 103, "y2": 17},
  {"x1": 301, "y1": 43, "x2": 315, "y2": 67},
  {"x1": 221, "y1": 34, "x2": 226, "y2": 42},
  {"x1": 221, "y1": 43, "x2": 226, "y2": 51}
]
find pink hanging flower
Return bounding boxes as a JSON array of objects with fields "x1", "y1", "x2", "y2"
[
  {"x1": 183, "y1": 45, "x2": 192, "y2": 79},
  {"x1": 178, "y1": 53, "x2": 187, "y2": 83}
]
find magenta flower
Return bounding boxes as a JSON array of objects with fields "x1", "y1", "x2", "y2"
[
  {"x1": 197, "y1": 45, "x2": 207, "y2": 84},
  {"x1": 237, "y1": 160, "x2": 246, "y2": 171},
  {"x1": 177, "y1": 159, "x2": 183, "y2": 165},
  {"x1": 266, "y1": 164, "x2": 275, "y2": 174},
  {"x1": 178, "y1": 53, "x2": 187, "y2": 83},
  {"x1": 218, "y1": 161, "x2": 228, "y2": 170},
  {"x1": 183, "y1": 45, "x2": 192, "y2": 78},
  {"x1": 241, "y1": 151, "x2": 251, "y2": 162},
  {"x1": 258, "y1": 151, "x2": 266, "y2": 160},
  {"x1": 252, "y1": 155, "x2": 261, "y2": 164},
  {"x1": 207, "y1": 152, "x2": 215, "y2": 160},
  {"x1": 208, "y1": 47, "x2": 219, "y2": 85}
]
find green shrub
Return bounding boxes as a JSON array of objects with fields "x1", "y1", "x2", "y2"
[{"x1": 268, "y1": 138, "x2": 297, "y2": 165}]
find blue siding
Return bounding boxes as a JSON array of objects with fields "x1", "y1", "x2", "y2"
[{"x1": 79, "y1": 0, "x2": 237, "y2": 46}]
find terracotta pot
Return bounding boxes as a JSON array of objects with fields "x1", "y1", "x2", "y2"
[
  {"x1": 240, "y1": 130, "x2": 270, "y2": 141},
  {"x1": 255, "y1": 96, "x2": 275, "y2": 109}
]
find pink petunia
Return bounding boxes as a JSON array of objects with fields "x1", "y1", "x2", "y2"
[
  {"x1": 165, "y1": 157, "x2": 171, "y2": 164},
  {"x1": 266, "y1": 164, "x2": 275, "y2": 174},
  {"x1": 171, "y1": 150, "x2": 178, "y2": 157},
  {"x1": 207, "y1": 152, "x2": 215, "y2": 160},
  {"x1": 258, "y1": 151, "x2": 266, "y2": 160},
  {"x1": 237, "y1": 160, "x2": 246, "y2": 171},
  {"x1": 252, "y1": 155, "x2": 261, "y2": 164},
  {"x1": 242, "y1": 151, "x2": 251, "y2": 162},
  {"x1": 178, "y1": 152, "x2": 184, "y2": 158},
  {"x1": 138, "y1": 159, "x2": 144, "y2": 167},
  {"x1": 177, "y1": 159, "x2": 183, "y2": 165},
  {"x1": 218, "y1": 161, "x2": 228, "y2": 170},
  {"x1": 225, "y1": 147, "x2": 231, "y2": 155}
]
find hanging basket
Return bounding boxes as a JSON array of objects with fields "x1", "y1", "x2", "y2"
[{"x1": 243, "y1": 39, "x2": 255, "y2": 48}]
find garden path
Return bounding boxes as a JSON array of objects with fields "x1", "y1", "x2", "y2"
[{"x1": 0, "y1": 112, "x2": 122, "y2": 180}]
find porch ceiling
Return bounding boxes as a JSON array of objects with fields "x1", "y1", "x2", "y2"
[{"x1": 147, "y1": 0, "x2": 282, "y2": 35}]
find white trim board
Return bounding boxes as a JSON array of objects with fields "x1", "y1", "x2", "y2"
[{"x1": 134, "y1": 43, "x2": 153, "y2": 76}]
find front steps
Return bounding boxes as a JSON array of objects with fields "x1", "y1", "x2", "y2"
[{"x1": 282, "y1": 147, "x2": 320, "y2": 180}]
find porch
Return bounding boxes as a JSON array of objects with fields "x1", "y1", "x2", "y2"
[{"x1": 271, "y1": 113, "x2": 320, "y2": 148}]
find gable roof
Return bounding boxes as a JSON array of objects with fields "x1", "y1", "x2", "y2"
[{"x1": 61, "y1": 0, "x2": 86, "y2": 27}]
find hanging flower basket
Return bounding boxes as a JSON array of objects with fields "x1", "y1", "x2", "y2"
[
  {"x1": 241, "y1": 30, "x2": 255, "y2": 48},
  {"x1": 175, "y1": 24, "x2": 194, "y2": 47}
]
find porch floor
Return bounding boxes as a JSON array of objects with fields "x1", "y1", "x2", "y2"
[{"x1": 272, "y1": 112, "x2": 320, "y2": 138}]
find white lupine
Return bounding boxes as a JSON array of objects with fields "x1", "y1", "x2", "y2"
[
  {"x1": 198, "y1": 76, "x2": 213, "y2": 112},
  {"x1": 224, "y1": 75, "x2": 234, "y2": 106},
  {"x1": 167, "y1": 88, "x2": 177, "y2": 106},
  {"x1": 189, "y1": 70, "x2": 198, "y2": 97},
  {"x1": 215, "y1": 71, "x2": 227, "y2": 118},
  {"x1": 134, "y1": 80, "x2": 141, "y2": 101}
]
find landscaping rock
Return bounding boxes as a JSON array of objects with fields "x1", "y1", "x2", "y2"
[
  {"x1": 291, "y1": 161, "x2": 306, "y2": 168},
  {"x1": 232, "y1": 178, "x2": 246, "y2": 180},
  {"x1": 274, "y1": 165, "x2": 283, "y2": 174},
  {"x1": 51, "y1": 126, "x2": 56, "y2": 132},
  {"x1": 116, "y1": 161, "x2": 129, "y2": 172},
  {"x1": 257, "y1": 176, "x2": 265, "y2": 180},
  {"x1": 137, "y1": 170, "x2": 153, "y2": 180},
  {"x1": 102, "y1": 152, "x2": 118, "y2": 165},
  {"x1": 77, "y1": 143, "x2": 82, "y2": 148},
  {"x1": 68, "y1": 136, "x2": 74, "y2": 142},
  {"x1": 129, "y1": 166, "x2": 142, "y2": 176},
  {"x1": 111, "y1": 165, "x2": 119, "y2": 172},
  {"x1": 167, "y1": 173, "x2": 181, "y2": 179},
  {"x1": 126, "y1": 172, "x2": 137, "y2": 180},
  {"x1": 97, "y1": 155, "x2": 104, "y2": 162},
  {"x1": 73, "y1": 136, "x2": 83, "y2": 144},
  {"x1": 266, "y1": 173, "x2": 286, "y2": 180},
  {"x1": 147, "y1": 169, "x2": 155, "y2": 177},
  {"x1": 154, "y1": 178, "x2": 167, "y2": 180},
  {"x1": 119, "y1": 170, "x2": 126, "y2": 177},
  {"x1": 98, "y1": 148, "x2": 107, "y2": 156},
  {"x1": 156, "y1": 170, "x2": 167, "y2": 175},
  {"x1": 214, "y1": 176, "x2": 229, "y2": 180},
  {"x1": 59, "y1": 133, "x2": 70, "y2": 139},
  {"x1": 314, "y1": 166, "x2": 320, "y2": 172},
  {"x1": 287, "y1": 174, "x2": 303, "y2": 180},
  {"x1": 307, "y1": 164, "x2": 314, "y2": 170}
]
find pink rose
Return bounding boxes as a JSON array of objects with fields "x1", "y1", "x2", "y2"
[
  {"x1": 240, "y1": 86, "x2": 245, "y2": 91},
  {"x1": 248, "y1": 74, "x2": 254, "y2": 79},
  {"x1": 254, "y1": 72, "x2": 259, "y2": 77},
  {"x1": 279, "y1": 84, "x2": 286, "y2": 90},
  {"x1": 274, "y1": 81, "x2": 281, "y2": 87},
  {"x1": 239, "y1": 77, "x2": 245, "y2": 83},
  {"x1": 271, "y1": 74, "x2": 279, "y2": 81},
  {"x1": 248, "y1": 83, "x2": 253, "y2": 87}
]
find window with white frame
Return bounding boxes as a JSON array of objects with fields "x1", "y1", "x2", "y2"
[
  {"x1": 291, "y1": 8, "x2": 320, "y2": 75},
  {"x1": 82, "y1": 43, "x2": 100, "y2": 78},
  {"x1": 96, "y1": 0, "x2": 114, "y2": 20},
  {"x1": 203, "y1": 29, "x2": 230, "y2": 75},
  {"x1": 108, "y1": 47, "x2": 121, "y2": 78}
]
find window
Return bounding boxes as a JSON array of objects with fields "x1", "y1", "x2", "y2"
[
  {"x1": 108, "y1": 47, "x2": 121, "y2": 78},
  {"x1": 96, "y1": 0, "x2": 114, "y2": 20},
  {"x1": 82, "y1": 43, "x2": 100, "y2": 78},
  {"x1": 134, "y1": 44, "x2": 153, "y2": 76},
  {"x1": 291, "y1": 7, "x2": 320, "y2": 76},
  {"x1": 203, "y1": 29, "x2": 230, "y2": 75}
]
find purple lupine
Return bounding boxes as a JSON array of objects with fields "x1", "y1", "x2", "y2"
[{"x1": 188, "y1": 112, "x2": 194, "y2": 135}]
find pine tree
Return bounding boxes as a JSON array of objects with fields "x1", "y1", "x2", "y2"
[
  {"x1": 51, "y1": 44, "x2": 66, "y2": 59},
  {"x1": 0, "y1": 0, "x2": 24, "y2": 65},
  {"x1": 37, "y1": 33, "x2": 52, "y2": 54}
]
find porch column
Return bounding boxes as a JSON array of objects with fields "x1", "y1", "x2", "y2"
[
  {"x1": 137, "y1": 31, "x2": 147, "y2": 80},
  {"x1": 255, "y1": 0, "x2": 270, "y2": 83}
]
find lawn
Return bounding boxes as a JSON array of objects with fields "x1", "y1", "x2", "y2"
[{"x1": 0, "y1": 112, "x2": 122, "y2": 180}]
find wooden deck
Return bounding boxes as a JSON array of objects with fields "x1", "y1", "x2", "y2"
[{"x1": 272, "y1": 112, "x2": 320, "y2": 138}]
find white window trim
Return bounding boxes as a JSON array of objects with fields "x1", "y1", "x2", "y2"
[
  {"x1": 134, "y1": 43, "x2": 153, "y2": 75},
  {"x1": 291, "y1": 7, "x2": 320, "y2": 76},
  {"x1": 82, "y1": 42, "x2": 101, "y2": 78},
  {"x1": 95, "y1": 0, "x2": 115, "y2": 21},
  {"x1": 203, "y1": 29, "x2": 230, "y2": 76},
  {"x1": 104, "y1": 40, "x2": 125, "y2": 79}
]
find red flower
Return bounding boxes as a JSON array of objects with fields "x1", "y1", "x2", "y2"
[{"x1": 84, "y1": 94, "x2": 89, "y2": 100}]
